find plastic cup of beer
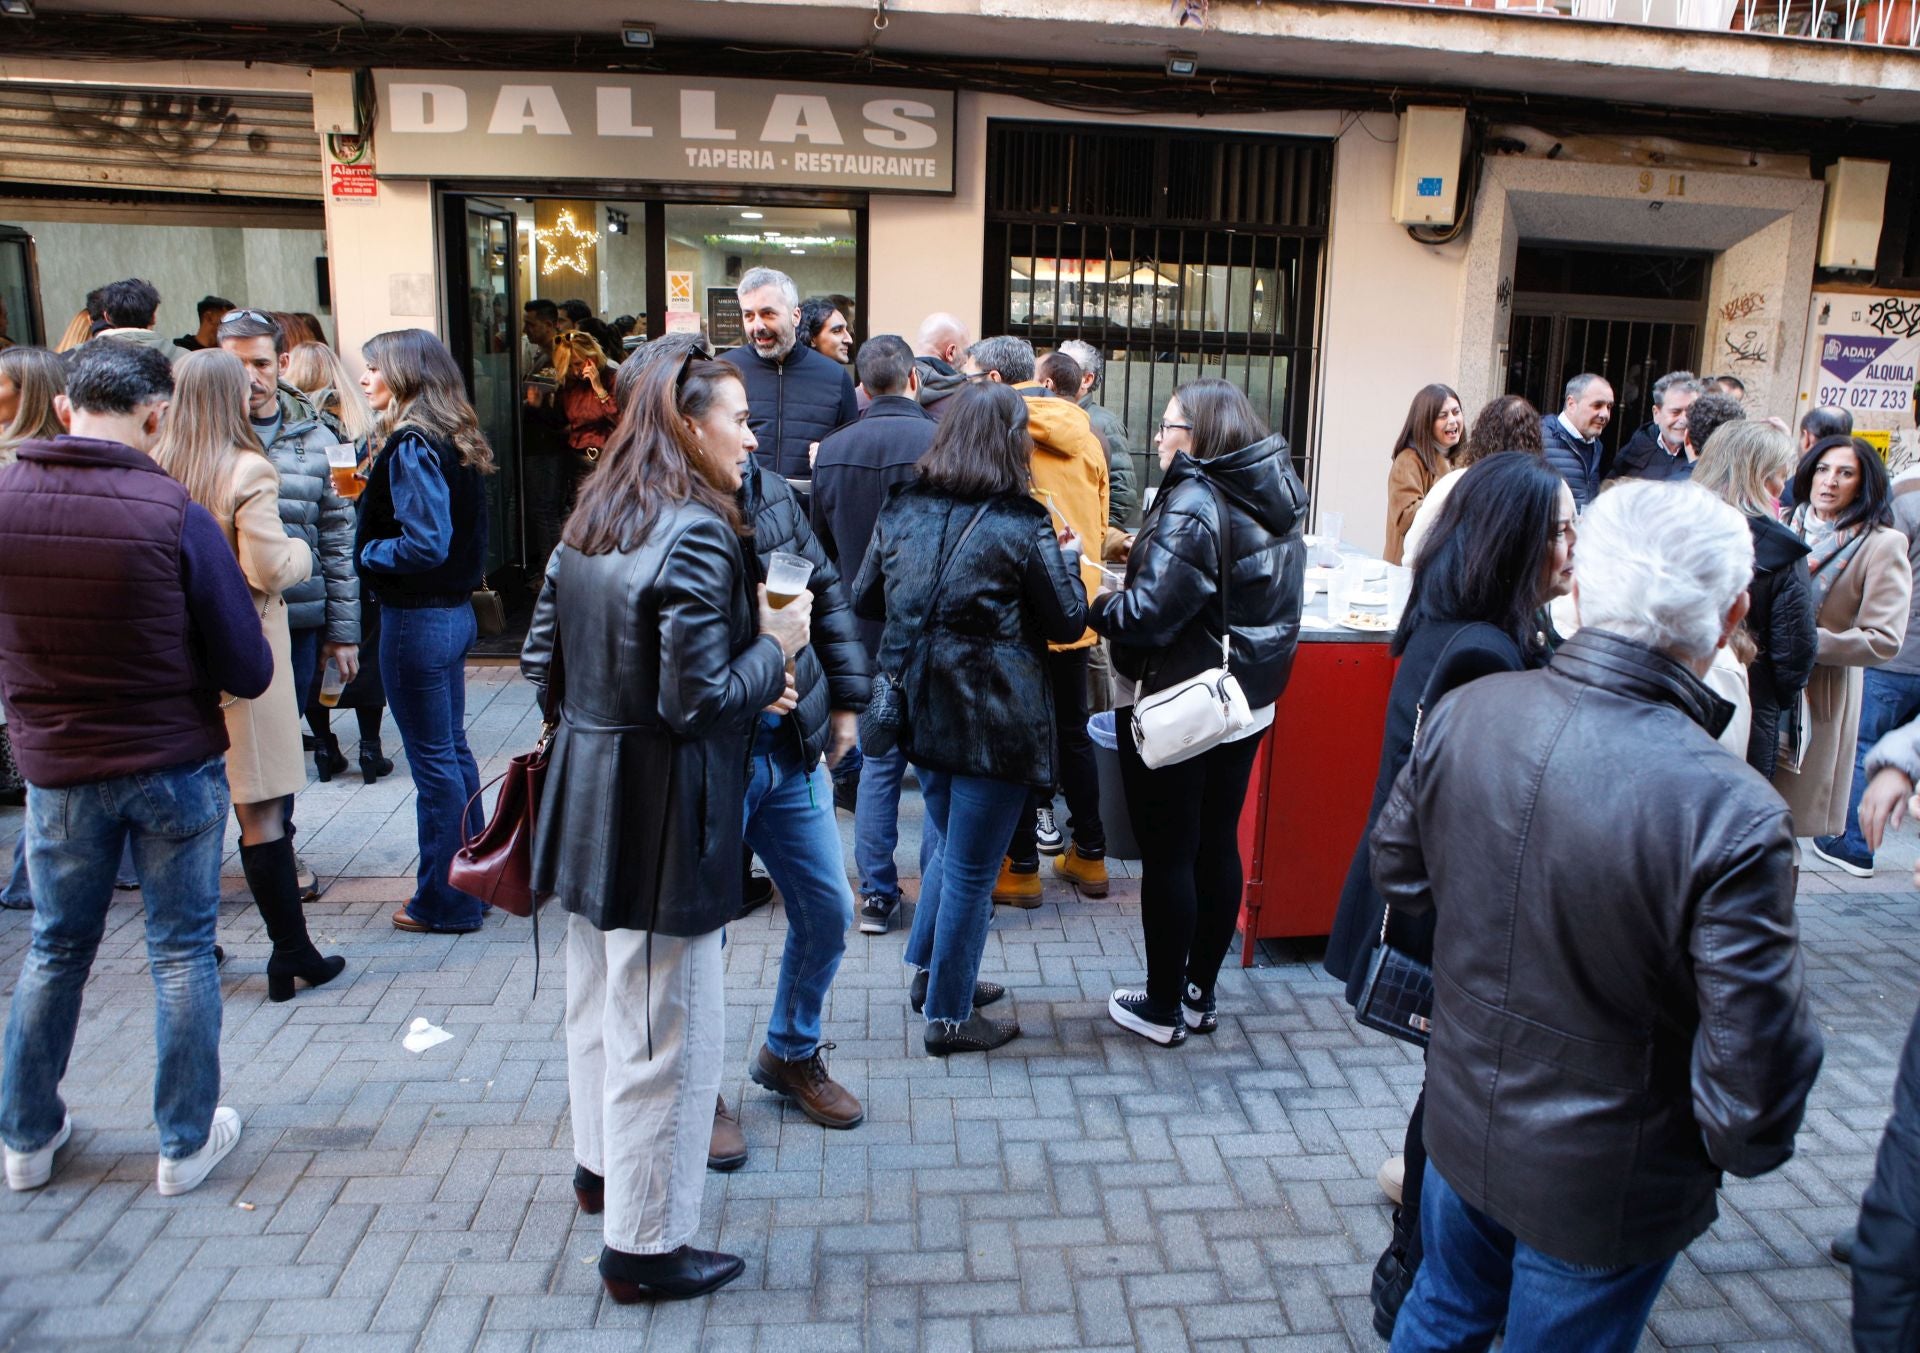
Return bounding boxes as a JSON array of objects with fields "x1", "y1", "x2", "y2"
[
  {"x1": 317, "y1": 657, "x2": 345, "y2": 707},
  {"x1": 327, "y1": 444, "x2": 363, "y2": 500},
  {"x1": 765, "y1": 552, "x2": 813, "y2": 609}
]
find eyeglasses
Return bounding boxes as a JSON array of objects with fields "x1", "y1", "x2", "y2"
[
  {"x1": 220, "y1": 308, "x2": 273, "y2": 327},
  {"x1": 1156, "y1": 421, "x2": 1193, "y2": 435},
  {"x1": 553, "y1": 329, "x2": 593, "y2": 344}
]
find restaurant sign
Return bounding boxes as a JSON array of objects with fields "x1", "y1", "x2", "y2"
[{"x1": 371, "y1": 70, "x2": 954, "y2": 195}]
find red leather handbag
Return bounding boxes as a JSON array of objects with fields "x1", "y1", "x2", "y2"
[{"x1": 449, "y1": 630, "x2": 562, "y2": 917}]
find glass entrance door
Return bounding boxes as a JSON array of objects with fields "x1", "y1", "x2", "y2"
[
  {"x1": 0, "y1": 226, "x2": 43, "y2": 348},
  {"x1": 449, "y1": 199, "x2": 519, "y2": 577}
]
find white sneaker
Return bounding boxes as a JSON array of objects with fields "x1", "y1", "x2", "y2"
[
  {"x1": 4, "y1": 1112, "x2": 71, "y2": 1191},
  {"x1": 157, "y1": 1106, "x2": 241, "y2": 1196},
  {"x1": 1377, "y1": 1154, "x2": 1406, "y2": 1205}
]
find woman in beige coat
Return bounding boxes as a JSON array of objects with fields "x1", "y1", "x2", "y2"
[
  {"x1": 1383, "y1": 383, "x2": 1463, "y2": 565},
  {"x1": 156, "y1": 350, "x2": 346, "y2": 1001},
  {"x1": 1775, "y1": 435, "x2": 1913, "y2": 839}
]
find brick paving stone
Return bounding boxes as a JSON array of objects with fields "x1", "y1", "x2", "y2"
[{"x1": 1, "y1": 671, "x2": 1916, "y2": 1349}]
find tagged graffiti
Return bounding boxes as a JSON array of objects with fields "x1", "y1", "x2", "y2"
[
  {"x1": 1719, "y1": 291, "x2": 1766, "y2": 324},
  {"x1": 1867, "y1": 297, "x2": 1920, "y2": 340},
  {"x1": 46, "y1": 91, "x2": 242, "y2": 163},
  {"x1": 1724, "y1": 329, "x2": 1770, "y2": 366}
]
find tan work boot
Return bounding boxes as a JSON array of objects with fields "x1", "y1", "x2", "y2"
[
  {"x1": 1052, "y1": 845, "x2": 1109, "y2": 898},
  {"x1": 708, "y1": 1094, "x2": 747, "y2": 1172},
  {"x1": 992, "y1": 857, "x2": 1043, "y2": 908},
  {"x1": 749, "y1": 1044, "x2": 865, "y2": 1128}
]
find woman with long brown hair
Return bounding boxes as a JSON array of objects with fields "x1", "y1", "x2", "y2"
[
  {"x1": 1401, "y1": 393, "x2": 1542, "y2": 565},
  {"x1": 355, "y1": 329, "x2": 495, "y2": 935},
  {"x1": 521, "y1": 335, "x2": 810, "y2": 1302},
  {"x1": 1384, "y1": 383, "x2": 1464, "y2": 565},
  {"x1": 154, "y1": 350, "x2": 345, "y2": 1001}
]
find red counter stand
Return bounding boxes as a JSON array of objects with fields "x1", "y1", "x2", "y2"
[{"x1": 1236, "y1": 634, "x2": 1396, "y2": 961}]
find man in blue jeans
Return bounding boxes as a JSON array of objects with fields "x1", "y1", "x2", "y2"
[
  {"x1": 736, "y1": 457, "x2": 871, "y2": 1147},
  {"x1": 0, "y1": 339, "x2": 272, "y2": 1196},
  {"x1": 1372, "y1": 483, "x2": 1822, "y2": 1350},
  {"x1": 1814, "y1": 467, "x2": 1920, "y2": 877}
]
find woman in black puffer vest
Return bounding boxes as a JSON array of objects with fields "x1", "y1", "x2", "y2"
[{"x1": 854, "y1": 383, "x2": 1088, "y2": 1056}]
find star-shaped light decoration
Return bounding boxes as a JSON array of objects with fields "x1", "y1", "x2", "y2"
[{"x1": 536, "y1": 208, "x2": 601, "y2": 277}]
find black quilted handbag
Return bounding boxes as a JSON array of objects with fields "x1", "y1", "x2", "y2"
[
  {"x1": 1354, "y1": 911, "x2": 1433, "y2": 1049},
  {"x1": 858, "y1": 502, "x2": 990, "y2": 758}
]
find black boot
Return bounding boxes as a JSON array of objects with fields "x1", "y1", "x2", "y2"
[
  {"x1": 240, "y1": 837, "x2": 346, "y2": 1002},
  {"x1": 358, "y1": 739, "x2": 394, "y2": 785},
  {"x1": 1370, "y1": 1207, "x2": 1419, "y2": 1341},
  {"x1": 313, "y1": 732, "x2": 348, "y2": 784}
]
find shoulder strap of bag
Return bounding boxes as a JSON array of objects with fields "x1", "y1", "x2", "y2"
[
  {"x1": 894, "y1": 501, "x2": 992, "y2": 660},
  {"x1": 1206, "y1": 478, "x2": 1233, "y2": 668}
]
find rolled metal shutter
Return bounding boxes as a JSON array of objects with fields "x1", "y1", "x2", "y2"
[{"x1": 0, "y1": 83, "x2": 319, "y2": 199}]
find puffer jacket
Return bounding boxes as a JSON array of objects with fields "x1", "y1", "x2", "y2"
[
  {"x1": 1092, "y1": 433, "x2": 1307, "y2": 710},
  {"x1": 740, "y1": 466, "x2": 870, "y2": 766},
  {"x1": 521, "y1": 506, "x2": 784, "y2": 936},
  {"x1": 722, "y1": 342, "x2": 859, "y2": 479},
  {"x1": 262, "y1": 383, "x2": 359, "y2": 642},
  {"x1": 1016, "y1": 384, "x2": 1108, "y2": 651},
  {"x1": 853, "y1": 484, "x2": 1089, "y2": 788},
  {"x1": 1540, "y1": 413, "x2": 1605, "y2": 509},
  {"x1": 1744, "y1": 514, "x2": 1817, "y2": 777},
  {"x1": 1371, "y1": 628, "x2": 1824, "y2": 1269}
]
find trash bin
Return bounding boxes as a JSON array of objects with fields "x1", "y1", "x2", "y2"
[{"x1": 1088, "y1": 711, "x2": 1140, "y2": 861}]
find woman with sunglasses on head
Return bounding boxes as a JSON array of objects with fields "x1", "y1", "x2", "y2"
[
  {"x1": 1089, "y1": 378, "x2": 1307, "y2": 1048},
  {"x1": 521, "y1": 335, "x2": 810, "y2": 1301},
  {"x1": 1774, "y1": 435, "x2": 1914, "y2": 871},
  {"x1": 1321, "y1": 452, "x2": 1575, "y2": 1340},
  {"x1": 356, "y1": 329, "x2": 496, "y2": 935},
  {"x1": 549, "y1": 329, "x2": 621, "y2": 472}
]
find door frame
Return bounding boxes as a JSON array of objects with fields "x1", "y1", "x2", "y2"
[{"x1": 440, "y1": 194, "x2": 522, "y2": 582}]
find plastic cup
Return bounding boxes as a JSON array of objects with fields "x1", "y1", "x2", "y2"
[
  {"x1": 327, "y1": 444, "x2": 363, "y2": 501},
  {"x1": 317, "y1": 657, "x2": 345, "y2": 707},
  {"x1": 1386, "y1": 564, "x2": 1413, "y2": 627},
  {"x1": 764, "y1": 551, "x2": 813, "y2": 609},
  {"x1": 1321, "y1": 510, "x2": 1345, "y2": 548},
  {"x1": 1325, "y1": 562, "x2": 1353, "y2": 618}
]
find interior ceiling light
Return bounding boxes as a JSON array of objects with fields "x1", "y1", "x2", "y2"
[
  {"x1": 740, "y1": 211, "x2": 764, "y2": 220},
  {"x1": 1166, "y1": 51, "x2": 1198, "y2": 78},
  {"x1": 620, "y1": 21, "x2": 654, "y2": 48},
  {"x1": 789, "y1": 248, "x2": 805, "y2": 255},
  {"x1": 0, "y1": 0, "x2": 32, "y2": 16}
]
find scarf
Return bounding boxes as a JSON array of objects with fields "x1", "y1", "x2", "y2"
[{"x1": 1788, "y1": 502, "x2": 1869, "y2": 613}]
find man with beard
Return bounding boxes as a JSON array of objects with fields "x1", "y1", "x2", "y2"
[{"x1": 721, "y1": 268, "x2": 858, "y2": 481}]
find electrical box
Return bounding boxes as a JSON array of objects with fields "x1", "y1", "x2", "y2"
[
  {"x1": 311, "y1": 69, "x2": 362, "y2": 136},
  {"x1": 1819, "y1": 158, "x2": 1890, "y2": 271},
  {"x1": 1392, "y1": 107, "x2": 1468, "y2": 227}
]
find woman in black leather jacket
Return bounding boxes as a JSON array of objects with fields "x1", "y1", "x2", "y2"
[
  {"x1": 1087, "y1": 377, "x2": 1306, "y2": 1047},
  {"x1": 1319, "y1": 452, "x2": 1574, "y2": 1340},
  {"x1": 853, "y1": 383, "x2": 1088, "y2": 1056},
  {"x1": 521, "y1": 341, "x2": 811, "y2": 1304}
]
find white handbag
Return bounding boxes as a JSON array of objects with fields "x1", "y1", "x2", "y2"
[{"x1": 1130, "y1": 480, "x2": 1255, "y2": 769}]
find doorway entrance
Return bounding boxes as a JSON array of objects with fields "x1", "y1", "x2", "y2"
[{"x1": 1504, "y1": 244, "x2": 1709, "y2": 471}]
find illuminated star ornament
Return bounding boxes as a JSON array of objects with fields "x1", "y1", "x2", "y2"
[{"x1": 536, "y1": 208, "x2": 601, "y2": 277}]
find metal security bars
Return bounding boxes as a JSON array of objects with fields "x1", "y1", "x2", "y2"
[{"x1": 983, "y1": 122, "x2": 1331, "y2": 518}]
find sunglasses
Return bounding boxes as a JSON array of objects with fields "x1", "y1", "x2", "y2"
[
  {"x1": 673, "y1": 341, "x2": 715, "y2": 389},
  {"x1": 221, "y1": 308, "x2": 273, "y2": 327},
  {"x1": 554, "y1": 330, "x2": 595, "y2": 345}
]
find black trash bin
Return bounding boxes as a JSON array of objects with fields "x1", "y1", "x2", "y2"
[{"x1": 1088, "y1": 711, "x2": 1140, "y2": 860}]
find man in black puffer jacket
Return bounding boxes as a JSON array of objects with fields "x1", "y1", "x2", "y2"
[
  {"x1": 722, "y1": 267, "x2": 858, "y2": 481},
  {"x1": 735, "y1": 460, "x2": 872, "y2": 1138}
]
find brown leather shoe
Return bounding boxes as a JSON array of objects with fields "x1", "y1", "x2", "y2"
[
  {"x1": 708, "y1": 1094, "x2": 747, "y2": 1172},
  {"x1": 748, "y1": 1043, "x2": 865, "y2": 1129}
]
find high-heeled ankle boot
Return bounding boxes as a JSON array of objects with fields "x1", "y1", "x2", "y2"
[
  {"x1": 313, "y1": 732, "x2": 348, "y2": 784},
  {"x1": 240, "y1": 837, "x2": 346, "y2": 1002},
  {"x1": 358, "y1": 738, "x2": 394, "y2": 785}
]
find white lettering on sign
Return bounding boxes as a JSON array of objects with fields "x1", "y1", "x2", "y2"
[
  {"x1": 595, "y1": 87, "x2": 653, "y2": 138},
  {"x1": 760, "y1": 94, "x2": 844, "y2": 145},
  {"x1": 488, "y1": 85, "x2": 571, "y2": 135},
  {"x1": 685, "y1": 147, "x2": 776, "y2": 170},
  {"x1": 862, "y1": 99, "x2": 939, "y2": 150},
  {"x1": 793, "y1": 151, "x2": 938, "y2": 178},
  {"x1": 681, "y1": 90, "x2": 737, "y2": 142},
  {"x1": 389, "y1": 83, "x2": 467, "y2": 133}
]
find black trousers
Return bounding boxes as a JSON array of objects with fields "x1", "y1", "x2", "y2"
[
  {"x1": 1116, "y1": 717, "x2": 1263, "y2": 1014},
  {"x1": 1008, "y1": 648, "x2": 1105, "y2": 864}
]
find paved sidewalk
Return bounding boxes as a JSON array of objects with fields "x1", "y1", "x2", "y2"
[{"x1": 0, "y1": 669, "x2": 1914, "y2": 1351}]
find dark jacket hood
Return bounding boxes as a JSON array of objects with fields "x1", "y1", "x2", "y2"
[
  {"x1": 914, "y1": 356, "x2": 967, "y2": 405},
  {"x1": 1162, "y1": 433, "x2": 1302, "y2": 537},
  {"x1": 1749, "y1": 512, "x2": 1812, "y2": 573}
]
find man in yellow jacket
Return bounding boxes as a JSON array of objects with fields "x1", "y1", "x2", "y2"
[{"x1": 963, "y1": 336, "x2": 1111, "y2": 903}]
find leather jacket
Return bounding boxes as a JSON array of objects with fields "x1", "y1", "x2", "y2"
[
  {"x1": 1372, "y1": 628, "x2": 1824, "y2": 1267},
  {"x1": 1092, "y1": 433, "x2": 1307, "y2": 709},
  {"x1": 521, "y1": 501, "x2": 784, "y2": 936}
]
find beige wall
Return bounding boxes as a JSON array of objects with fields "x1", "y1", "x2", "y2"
[{"x1": 320, "y1": 174, "x2": 438, "y2": 371}]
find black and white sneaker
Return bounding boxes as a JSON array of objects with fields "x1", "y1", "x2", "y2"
[
  {"x1": 1108, "y1": 988, "x2": 1186, "y2": 1046},
  {"x1": 1182, "y1": 983, "x2": 1218, "y2": 1035},
  {"x1": 858, "y1": 892, "x2": 898, "y2": 935},
  {"x1": 1035, "y1": 805, "x2": 1064, "y2": 856}
]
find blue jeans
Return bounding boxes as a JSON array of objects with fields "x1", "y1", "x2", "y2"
[
  {"x1": 854, "y1": 742, "x2": 928, "y2": 904},
  {"x1": 904, "y1": 769, "x2": 1028, "y2": 1025},
  {"x1": 1829, "y1": 667, "x2": 1920, "y2": 863},
  {"x1": 2, "y1": 832, "x2": 28, "y2": 907},
  {"x1": 382, "y1": 603, "x2": 485, "y2": 931},
  {"x1": 1391, "y1": 1164, "x2": 1675, "y2": 1353},
  {"x1": 744, "y1": 726, "x2": 853, "y2": 1060},
  {"x1": 0, "y1": 756, "x2": 229, "y2": 1160}
]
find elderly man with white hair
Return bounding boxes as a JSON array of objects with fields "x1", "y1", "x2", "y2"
[{"x1": 1371, "y1": 481, "x2": 1824, "y2": 1352}]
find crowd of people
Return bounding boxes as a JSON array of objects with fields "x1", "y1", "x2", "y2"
[{"x1": 0, "y1": 266, "x2": 1917, "y2": 1347}]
